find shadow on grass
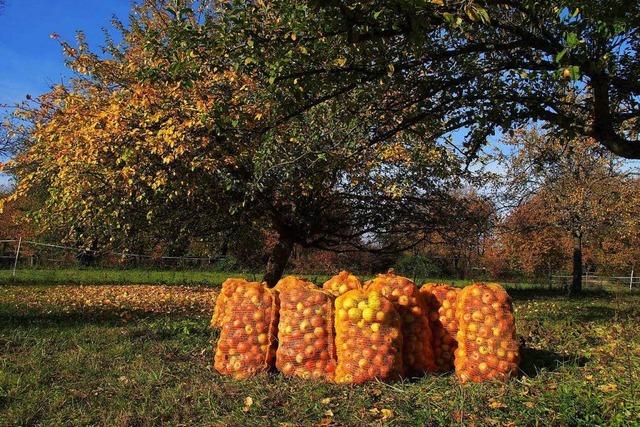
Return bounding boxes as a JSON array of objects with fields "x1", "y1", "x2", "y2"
[
  {"x1": 0, "y1": 307, "x2": 202, "y2": 329},
  {"x1": 519, "y1": 347, "x2": 588, "y2": 377},
  {"x1": 401, "y1": 347, "x2": 588, "y2": 382},
  {"x1": 528, "y1": 303, "x2": 640, "y2": 323}
]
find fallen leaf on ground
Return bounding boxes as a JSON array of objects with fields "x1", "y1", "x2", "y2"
[
  {"x1": 599, "y1": 383, "x2": 618, "y2": 392},
  {"x1": 381, "y1": 409, "x2": 394, "y2": 419},
  {"x1": 243, "y1": 396, "x2": 254, "y2": 412},
  {"x1": 488, "y1": 399, "x2": 507, "y2": 409}
]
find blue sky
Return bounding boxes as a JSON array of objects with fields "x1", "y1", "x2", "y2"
[
  {"x1": 0, "y1": 0, "x2": 132, "y2": 105},
  {"x1": 0, "y1": 0, "x2": 133, "y2": 187}
]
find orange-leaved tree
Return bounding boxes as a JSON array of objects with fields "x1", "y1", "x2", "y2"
[
  {"x1": 1, "y1": 1, "x2": 463, "y2": 285},
  {"x1": 500, "y1": 128, "x2": 637, "y2": 294}
]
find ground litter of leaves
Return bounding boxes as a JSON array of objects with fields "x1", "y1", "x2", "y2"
[
  {"x1": 2, "y1": 284, "x2": 215, "y2": 318},
  {"x1": 1, "y1": 283, "x2": 639, "y2": 426}
]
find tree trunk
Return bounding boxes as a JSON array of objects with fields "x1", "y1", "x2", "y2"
[
  {"x1": 263, "y1": 234, "x2": 294, "y2": 287},
  {"x1": 220, "y1": 238, "x2": 229, "y2": 257},
  {"x1": 569, "y1": 233, "x2": 582, "y2": 296}
]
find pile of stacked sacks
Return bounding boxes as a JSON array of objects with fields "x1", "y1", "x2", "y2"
[{"x1": 211, "y1": 270, "x2": 519, "y2": 383}]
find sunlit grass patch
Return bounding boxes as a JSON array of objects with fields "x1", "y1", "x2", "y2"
[{"x1": 1, "y1": 283, "x2": 638, "y2": 425}]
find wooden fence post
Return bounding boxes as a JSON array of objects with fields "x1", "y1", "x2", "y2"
[
  {"x1": 12, "y1": 237, "x2": 22, "y2": 277},
  {"x1": 631, "y1": 267, "x2": 635, "y2": 290}
]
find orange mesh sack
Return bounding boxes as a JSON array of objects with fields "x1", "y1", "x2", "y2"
[
  {"x1": 420, "y1": 284, "x2": 460, "y2": 371},
  {"x1": 454, "y1": 283, "x2": 520, "y2": 383},
  {"x1": 275, "y1": 275, "x2": 317, "y2": 292},
  {"x1": 334, "y1": 289, "x2": 403, "y2": 384},
  {"x1": 276, "y1": 283, "x2": 337, "y2": 380},
  {"x1": 366, "y1": 270, "x2": 436, "y2": 374},
  {"x1": 322, "y1": 271, "x2": 363, "y2": 297},
  {"x1": 214, "y1": 282, "x2": 279, "y2": 379},
  {"x1": 211, "y1": 278, "x2": 248, "y2": 328}
]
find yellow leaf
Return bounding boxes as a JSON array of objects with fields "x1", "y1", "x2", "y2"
[
  {"x1": 381, "y1": 409, "x2": 394, "y2": 419},
  {"x1": 598, "y1": 383, "x2": 618, "y2": 392},
  {"x1": 488, "y1": 399, "x2": 507, "y2": 409},
  {"x1": 334, "y1": 57, "x2": 347, "y2": 67},
  {"x1": 321, "y1": 398, "x2": 331, "y2": 405},
  {"x1": 243, "y1": 396, "x2": 254, "y2": 412},
  {"x1": 387, "y1": 63, "x2": 395, "y2": 77},
  {"x1": 290, "y1": 32, "x2": 297, "y2": 41}
]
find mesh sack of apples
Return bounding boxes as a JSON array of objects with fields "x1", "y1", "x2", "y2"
[
  {"x1": 212, "y1": 272, "x2": 519, "y2": 384},
  {"x1": 454, "y1": 283, "x2": 520, "y2": 383},
  {"x1": 334, "y1": 288, "x2": 404, "y2": 383},
  {"x1": 275, "y1": 277, "x2": 338, "y2": 380},
  {"x1": 210, "y1": 278, "x2": 242, "y2": 328},
  {"x1": 365, "y1": 270, "x2": 437, "y2": 375},
  {"x1": 213, "y1": 280, "x2": 279, "y2": 379},
  {"x1": 420, "y1": 284, "x2": 461, "y2": 372},
  {"x1": 322, "y1": 270, "x2": 363, "y2": 296}
]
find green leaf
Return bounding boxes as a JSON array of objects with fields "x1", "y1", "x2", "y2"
[
  {"x1": 555, "y1": 48, "x2": 568, "y2": 63},
  {"x1": 566, "y1": 32, "x2": 578, "y2": 48},
  {"x1": 569, "y1": 65, "x2": 581, "y2": 81},
  {"x1": 475, "y1": 7, "x2": 490, "y2": 24}
]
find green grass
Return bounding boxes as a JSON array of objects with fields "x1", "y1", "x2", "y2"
[
  {"x1": 1, "y1": 267, "x2": 526, "y2": 288},
  {"x1": 0, "y1": 268, "x2": 255, "y2": 286},
  {"x1": 1, "y1": 282, "x2": 639, "y2": 426}
]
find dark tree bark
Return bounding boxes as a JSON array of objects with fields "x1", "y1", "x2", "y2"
[
  {"x1": 569, "y1": 232, "x2": 583, "y2": 296},
  {"x1": 263, "y1": 234, "x2": 294, "y2": 287},
  {"x1": 220, "y1": 238, "x2": 229, "y2": 257},
  {"x1": 76, "y1": 239, "x2": 98, "y2": 267}
]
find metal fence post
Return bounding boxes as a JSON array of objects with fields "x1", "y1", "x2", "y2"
[{"x1": 12, "y1": 237, "x2": 22, "y2": 277}]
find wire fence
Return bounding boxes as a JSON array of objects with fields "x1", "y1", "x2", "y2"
[
  {"x1": 551, "y1": 273, "x2": 639, "y2": 290},
  {"x1": 0, "y1": 237, "x2": 237, "y2": 283},
  {"x1": 2, "y1": 237, "x2": 638, "y2": 290}
]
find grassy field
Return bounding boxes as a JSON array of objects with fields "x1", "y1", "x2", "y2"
[
  {"x1": 1, "y1": 281, "x2": 639, "y2": 426},
  {"x1": 0, "y1": 268, "x2": 478, "y2": 288},
  {"x1": 0, "y1": 268, "x2": 257, "y2": 286}
]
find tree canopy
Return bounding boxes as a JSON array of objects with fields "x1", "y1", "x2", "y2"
[
  {"x1": 2, "y1": 0, "x2": 640, "y2": 284},
  {"x1": 498, "y1": 128, "x2": 639, "y2": 293},
  {"x1": 1, "y1": 1, "x2": 465, "y2": 284},
  {"x1": 213, "y1": 0, "x2": 639, "y2": 158}
]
